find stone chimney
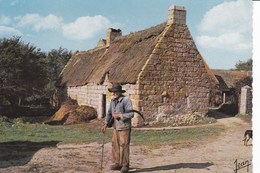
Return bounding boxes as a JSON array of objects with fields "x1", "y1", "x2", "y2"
[
  {"x1": 167, "y1": 5, "x2": 186, "y2": 25},
  {"x1": 97, "y1": 39, "x2": 106, "y2": 48},
  {"x1": 106, "y1": 28, "x2": 122, "y2": 47}
]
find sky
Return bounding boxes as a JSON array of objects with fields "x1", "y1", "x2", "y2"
[{"x1": 0, "y1": 0, "x2": 253, "y2": 69}]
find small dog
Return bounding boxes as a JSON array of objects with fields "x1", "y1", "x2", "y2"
[{"x1": 243, "y1": 130, "x2": 253, "y2": 146}]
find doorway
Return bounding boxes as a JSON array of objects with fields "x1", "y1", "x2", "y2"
[{"x1": 101, "y1": 94, "x2": 106, "y2": 118}]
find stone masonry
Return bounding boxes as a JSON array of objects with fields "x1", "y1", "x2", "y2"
[
  {"x1": 67, "y1": 75, "x2": 141, "y2": 125},
  {"x1": 136, "y1": 6, "x2": 215, "y2": 122}
]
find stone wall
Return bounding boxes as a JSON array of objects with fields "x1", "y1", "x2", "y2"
[
  {"x1": 67, "y1": 84, "x2": 107, "y2": 117},
  {"x1": 137, "y1": 23, "x2": 216, "y2": 122},
  {"x1": 67, "y1": 82, "x2": 140, "y2": 125}
]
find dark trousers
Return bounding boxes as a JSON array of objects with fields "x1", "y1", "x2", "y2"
[{"x1": 112, "y1": 129, "x2": 131, "y2": 167}]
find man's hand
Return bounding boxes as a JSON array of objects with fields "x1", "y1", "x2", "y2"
[
  {"x1": 101, "y1": 124, "x2": 107, "y2": 133},
  {"x1": 112, "y1": 114, "x2": 121, "y2": 119}
]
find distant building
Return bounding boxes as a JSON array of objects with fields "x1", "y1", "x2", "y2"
[{"x1": 212, "y1": 69, "x2": 252, "y2": 115}]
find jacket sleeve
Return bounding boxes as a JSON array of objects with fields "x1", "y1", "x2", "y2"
[
  {"x1": 120, "y1": 97, "x2": 134, "y2": 122},
  {"x1": 105, "y1": 101, "x2": 112, "y2": 125}
]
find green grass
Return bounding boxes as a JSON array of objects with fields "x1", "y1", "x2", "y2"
[
  {"x1": 131, "y1": 126, "x2": 224, "y2": 145},
  {"x1": 148, "y1": 117, "x2": 217, "y2": 127},
  {"x1": 0, "y1": 122, "x2": 109, "y2": 144},
  {"x1": 0, "y1": 119, "x2": 224, "y2": 146}
]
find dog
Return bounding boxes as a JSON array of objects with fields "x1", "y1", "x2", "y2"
[{"x1": 243, "y1": 130, "x2": 253, "y2": 146}]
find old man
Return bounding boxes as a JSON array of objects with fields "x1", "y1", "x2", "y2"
[{"x1": 101, "y1": 83, "x2": 134, "y2": 173}]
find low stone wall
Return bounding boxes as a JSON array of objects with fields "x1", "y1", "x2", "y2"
[{"x1": 67, "y1": 83, "x2": 141, "y2": 125}]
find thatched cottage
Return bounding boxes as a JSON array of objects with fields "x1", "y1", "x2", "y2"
[{"x1": 60, "y1": 5, "x2": 218, "y2": 126}]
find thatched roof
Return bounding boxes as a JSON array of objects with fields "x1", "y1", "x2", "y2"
[
  {"x1": 61, "y1": 23, "x2": 166, "y2": 87},
  {"x1": 212, "y1": 69, "x2": 250, "y2": 91}
]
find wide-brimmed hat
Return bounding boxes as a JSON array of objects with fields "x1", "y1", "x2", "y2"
[{"x1": 108, "y1": 83, "x2": 126, "y2": 93}]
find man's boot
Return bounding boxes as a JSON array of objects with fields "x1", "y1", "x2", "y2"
[
  {"x1": 121, "y1": 166, "x2": 129, "y2": 173},
  {"x1": 110, "y1": 163, "x2": 122, "y2": 170}
]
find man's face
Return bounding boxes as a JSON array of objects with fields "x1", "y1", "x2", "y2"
[{"x1": 111, "y1": 91, "x2": 121, "y2": 99}]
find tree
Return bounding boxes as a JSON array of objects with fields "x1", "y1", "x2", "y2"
[
  {"x1": 45, "y1": 47, "x2": 72, "y2": 101},
  {"x1": 235, "y1": 59, "x2": 252, "y2": 71},
  {"x1": 0, "y1": 37, "x2": 71, "y2": 107},
  {"x1": 0, "y1": 37, "x2": 48, "y2": 105},
  {"x1": 46, "y1": 47, "x2": 71, "y2": 83}
]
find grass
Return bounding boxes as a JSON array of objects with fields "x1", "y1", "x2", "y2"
[
  {"x1": 0, "y1": 118, "x2": 224, "y2": 146},
  {"x1": 131, "y1": 126, "x2": 224, "y2": 145},
  {"x1": 0, "y1": 119, "x2": 107, "y2": 144},
  {"x1": 148, "y1": 117, "x2": 217, "y2": 127}
]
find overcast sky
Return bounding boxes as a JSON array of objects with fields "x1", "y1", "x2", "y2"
[{"x1": 0, "y1": 0, "x2": 253, "y2": 69}]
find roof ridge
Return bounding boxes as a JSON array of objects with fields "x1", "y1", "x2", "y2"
[{"x1": 114, "y1": 22, "x2": 166, "y2": 41}]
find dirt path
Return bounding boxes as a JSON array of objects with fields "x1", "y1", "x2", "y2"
[
  {"x1": 0, "y1": 116, "x2": 252, "y2": 173},
  {"x1": 127, "y1": 117, "x2": 252, "y2": 173}
]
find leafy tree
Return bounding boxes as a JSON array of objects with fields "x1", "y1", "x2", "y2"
[
  {"x1": 0, "y1": 37, "x2": 48, "y2": 105},
  {"x1": 46, "y1": 47, "x2": 71, "y2": 84},
  {"x1": 45, "y1": 47, "x2": 72, "y2": 102},
  {"x1": 235, "y1": 59, "x2": 252, "y2": 71},
  {"x1": 0, "y1": 37, "x2": 71, "y2": 107}
]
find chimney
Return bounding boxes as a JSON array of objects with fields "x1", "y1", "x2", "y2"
[
  {"x1": 167, "y1": 5, "x2": 186, "y2": 25},
  {"x1": 97, "y1": 39, "x2": 106, "y2": 48},
  {"x1": 106, "y1": 28, "x2": 122, "y2": 47}
]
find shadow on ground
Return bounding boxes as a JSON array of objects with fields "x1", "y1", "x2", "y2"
[
  {"x1": 130, "y1": 162, "x2": 213, "y2": 172},
  {"x1": 208, "y1": 103, "x2": 238, "y2": 119},
  {"x1": 0, "y1": 141, "x2": 59, "y2": 168}
]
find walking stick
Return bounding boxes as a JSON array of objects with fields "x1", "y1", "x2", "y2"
[
  {"x1": 100, "y1": 131, "x2": 105, "y2": 172},
  {"x1": 99, "y1": 109, "x2": 144, "y2": 172}
]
